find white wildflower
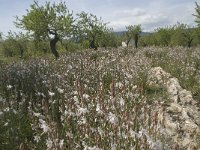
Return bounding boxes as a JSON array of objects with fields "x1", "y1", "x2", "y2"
[
  {"x1": 73, "y1": 96, "x2": 79, "y2": 105},
  {"x1": 119, "y1": 97, "x2": 125, "y2": 106},
  {"x1": 108, "y1": 112, "x2": 118, "y2": 125},
  {"x1": 48, "y1": 91, "x2": 55, "y2": 97},
  {"x1": 57, "y1": 88, "x2": 64, "y2": 94},
  {"x1": 150, "y1": 141, "x2": 162, "y2": 150},
  {"x1": 46, "y1": 138, "x2": 53, "y2": 149},
  {"x1": 121, "y1": 131, "x2": 127, "y2": 139},
  {"x1": 0, "y1": 97, "x2": 3, "y2": 102},
  {"x1": 125, "y1": 73, "x2": 132, "y2": 78},
  {"x1": 42, "y1": 80, "x2": 47, "y2": 84},
  {"x1": 4, "y1": 107, "x2": 9, "y2": 112},
  {"x1": 129, "y1": 129, "x2": 137, "y2": 138},
  {"x1": 84, "y1": 145, "x2": 101, "y2": 150},
  {"x1": 83, "y1": 94, "x2": 90, "y2": 99},
  {"x1": 111, "y1": 142, "x2": 116, "y2": 150},
  {"x1": 85, "y1": 134, "x2": 89, "y2": 138},
  {"x1": 96, "y1": 103, "x2": 102, "y2": 114},
  {"x1": 90, "y1": 127, "x2": 96, "y2": 133},
  {"x1": 132, "y1": 85, "x2": 137, "y2": 89},
  {"x1": 159, "y1": 128, "x2": 166, "y2": 135},
  {"x1": 34, "y1": 135, "x2": 40, "y2": 143},
  {"x1": 97, "y1": 127, "x2": 104, "y2": 136},
  {"x1": 64, "y1": 110, "x2": 75, "y2": 116},
  {"x1": 68, "y1": 64, "x2": 72, "y2": 69},
  {"x1": 109, "y1": 131, "x2": 114, "y2": 136},
  {"x1": 138, "y1": 130, "x2": 143, "y2": 138},
  {"x1": 4, "y1": 122, "x2": 8, "y2": 126},
  {"x1": 33, "y1": 112, "x2": 41, "y2": 117},
  {"x1": 7, "y1": 85, "x2": 12, "y2": 89},
  {"x1": 13, "y1": 109, "x2": 17, "y2": 114},
  {"x1": 77, "y1": 107, "x2": 88, "y2": 115},
  {"x1": 39, "y1": 119, "x2": 50, "y2": 133},
  {"x1": 72, "y1": 91, "x2": 78, "y2": 95},
  {"x1": 59, "y1": 139, "x2": 64, "y2": 148},
  {"x1": 78, "y1": 116, "x2": 87, "y2": 124},
  {"x1": 66, "y1": 131, "x2": 73, "y2": 138},
  {"x1": 115, "y1": 82, "x2": 123, "y2": 88},
  {"x1": 0, "y1": 111, "x2": 3, "y2": 115}
]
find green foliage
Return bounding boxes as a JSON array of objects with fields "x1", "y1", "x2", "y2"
[
  {"x1": 139, "y1": 33, "x2": 157, "y2": 47},
  {"x1": 15, "y1": 1, "x2": 74, "y2": 40},
  {"x1": 171, "y1": 23, "x2": 195, "y2": 47},
  {"x1": 194, "y1": 2, "x2": 200, "y2": 27},
  {"x1": 154, "y1": 27, "x2": 173, "y2": 46},
  {"x1": 102, "y1": 71, "x2": 113, "y2": 91},
  {"x1": 140, "y1": 22, "x2": 198, "y2": 48},
  {"x1": 1, "y1": 32, "x2": 29, "y2": 58},
  {"x1": 100, "y1": 29, "x2": 121, "y2": 48},
  {"x1": 62, "y1": 40, "x2": 83, "y2": 53},
  {"x1": 76, "y1": 11, "x2": 108, "y2": 49},
  {"x1": 0, "y1": 110, "x2": 33, "y2": 150},
  {"x1": 124, "y1": 24, "x2": 142, "y2": 48},
  {"x1": 15, "y1": 1, "x2": 74, "y2": 58}
]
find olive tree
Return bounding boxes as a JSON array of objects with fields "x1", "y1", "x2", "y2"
[
  {"x1": 124, "y1": 28, "x2": 132, "y2": 48},
  {"x1": 194, "y1": 2, "x2": 200, "y2": 26},
  {"x1": 171, "y1": 23, "x2": 195, "y2": 48},
  {"x1": 15, "y1": 1, "x2": 74, "y2": 59},
  {"x1": 125, "y1": 25, "x2": 142, "y2": 48},
  {"x1": 154, "y1": 27, "x2": 173, "y2": 47},
  {"x1": 193, "y1": 2, "x2": 200, "y2": 45},
  {"x1": 76, "y1": 11, "x2": 107, "y2": 50},
  {"x1": 97, "y1": 27, "x2": 120, "y2": 49},
  {"x1": 2, "y1": 31, "x2": 29, "y2": 58}
]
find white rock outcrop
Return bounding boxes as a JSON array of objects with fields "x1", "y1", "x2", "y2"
[{"x1": 148, "y1": 67, "x2": 200, "y2": 149}]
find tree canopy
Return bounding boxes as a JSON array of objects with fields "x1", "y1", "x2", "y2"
[
  {"x1": 15, "y1": 1, "x2": 74, "y2": 59},
  {"x1": 194, "y1": 2, "x2": 200, "y2": 27},
  {"x1": 77, "y1": 11, "x2": 108, "y2": 50},
  {"x1": 125, "y1": 25, "x2": 142, "y2": 48}
]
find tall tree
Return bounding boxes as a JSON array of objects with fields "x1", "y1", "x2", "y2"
[
  {"x1": 125, "y1": 25, "x2": 142, "y2": 48},
  {"x1": 194, "y1": 2, "x2": 200, "y2": 27},
  {"x1": 170, "y1": 23, "x2": 195, "y2": 48},
  {"x1": 193, "y1": 2, "x2": 200, "y2": 45},
  {"x1": 124, "y1": 28, "x2": 132, "y2": 48},
  {"x1": 2, "y1": 31, "x2": 29, "y2": 57},
  {"x1": 154, "y1": 27, "x2": 172, "y2": 47},
  {"x1": 99, "y1": 28, "x2": 120, "y2": 49},
  {"x1": 77, "y1": 11, "x2": 107, "y2": 50},
  {"x1": 15, "y1": 1, "x2": 74, "y2": 59}
]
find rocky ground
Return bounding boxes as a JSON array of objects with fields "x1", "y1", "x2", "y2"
[{"x1": 148, "y1": 67, "x2": 200, "y2": 149}]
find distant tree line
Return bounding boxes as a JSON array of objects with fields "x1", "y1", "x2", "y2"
[
  {"x1": 1, "y1": 1, "x2": 200, "y2": 59},
  {"x1": 138, "y1": 23, "x2": 200, "y2": 48}
]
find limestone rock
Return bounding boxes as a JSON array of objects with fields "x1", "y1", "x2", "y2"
[{"x1": 148, "y1": 67, "x2": 200, "y2": 149}]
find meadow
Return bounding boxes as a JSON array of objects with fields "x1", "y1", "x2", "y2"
[{"x1": 0, "y1": 47, "x2": 200, "y2": 149}]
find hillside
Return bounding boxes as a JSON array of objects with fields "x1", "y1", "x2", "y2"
[
  {"x1": 114, "y1": 31, "x2": 151, "y2": 36},
  {"x1": 0, "y1": 47, "x2": 200, "y2": 149}
]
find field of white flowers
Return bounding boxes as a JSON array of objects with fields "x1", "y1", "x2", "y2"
[{"x1": 0, "y1": 47, "x2": 200, "y2": 149}]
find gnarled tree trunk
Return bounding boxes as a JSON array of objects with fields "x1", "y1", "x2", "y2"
[
  {"x1": 187, "y1": 39, "x2": 193, "y2": 48},
  {"x1": 89, "y1": 36, "x2": 97, "y2": 50},
  {"x1": 135, "y1": 34, "x2": 139, "y2": 49},
  {"x1": 50, "y1": 34, "x2": 59, "y2": 59}
]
